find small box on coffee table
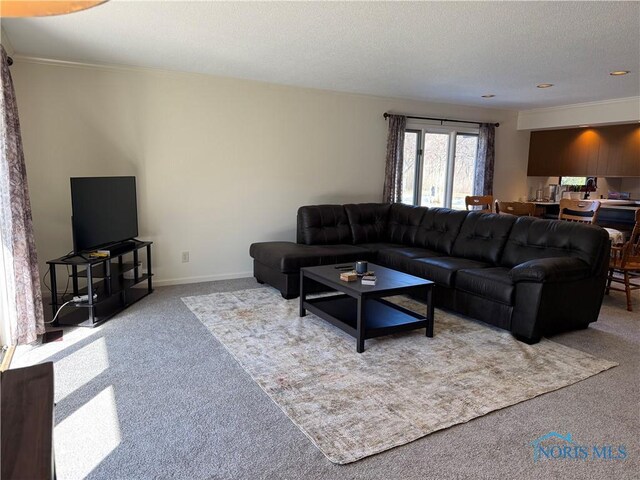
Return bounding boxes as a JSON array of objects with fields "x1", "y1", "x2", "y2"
[{"x1": 340, "y1": 271, "x2": 358, "y2": 282}]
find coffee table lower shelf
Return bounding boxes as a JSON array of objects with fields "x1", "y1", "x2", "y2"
[{"x1": 304, "y1": 294, "x2": 428, "y2": 340}]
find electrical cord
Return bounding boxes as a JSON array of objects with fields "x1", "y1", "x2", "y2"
[
  {"x1": 42, "y1": 268, "x2": 51, "y2": 294},
  {"x1": 43, "y1": 265, "x2": 71, "y2": 301},
  {"x1": 45, "y1": 293, "x2": 98, "y2": 324},
  {"x1": 42, "y1": 250, "x2": 73, "y2": 294},
  {"x1": 45, "y1": 300, "x2": 73, "y2": 324},
  {"x1": 60, "y1": 265, "x2": 71, "y2": 300},
  {"x1": 43, "y1": 250, "x2": 90, "y2": 324}
]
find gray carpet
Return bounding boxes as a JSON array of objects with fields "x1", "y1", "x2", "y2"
[{"x1": 15, "y1": 279, "x2": 639, "y2": 479}]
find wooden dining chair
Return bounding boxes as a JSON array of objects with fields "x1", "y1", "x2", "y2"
[
  {"x1": 495, "y1": 201, "x2": 536, "y2": 217},
  {"x1": 465, "y1": 195, "x2": 493, "y2": 213},
  {"x1": 558, "y1": 199, "x2": 601, "y2": 224},
  {"x1": 606, "y1": 209, "x2": 640, "y2": 311}
]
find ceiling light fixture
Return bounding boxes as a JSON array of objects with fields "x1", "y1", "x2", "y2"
[
  {"x1": 0, "y1": 1, "x2": 108, "y2": 18},
  {"x1": 609, "y1": 70, "x2": 630, "y2": 76},
  {"x1": 537, "y1": 84, "x2": 554, "y2": 89},
  {"x1": 481, "y1": 94, "x2": 495, "y2": 98}
]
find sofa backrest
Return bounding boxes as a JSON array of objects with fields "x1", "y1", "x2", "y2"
[
  {"x1": 344, "y1": 203, "x2": 391, "y2": 244},
  {"x1": 500, "y1": 217, "x2": 610, "y2": 271},
  {"x1": 452, "y1": 212, "x2": 517, "y2": 264},
  {"x1": 387, "y1": 204, "x2": 428, "y2": 245},
  {"x1": 415, "y1": 208, "x2": 469, "y2": 254},
  {"x1": 296, "y1": 205, "x2": 353, "y2": 245}
]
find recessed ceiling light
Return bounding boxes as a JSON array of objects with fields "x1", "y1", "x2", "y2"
[
  {"x1": 481, "y1": 94, "x2": 495, "y2": 98},
  {"x1": 537, "y1": 83, "x2": 554, "y2": 88},
  {"x1": 609, "y1": 70, "x2": 630, "y2": 76}
]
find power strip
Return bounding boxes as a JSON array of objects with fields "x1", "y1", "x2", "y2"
[{"x1": 72, "y1": 294, "x2": 98, "y2": 303}]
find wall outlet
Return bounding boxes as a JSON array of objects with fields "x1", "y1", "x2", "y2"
[{"x1": 181, "y1": 251, "x2": 190, "y2": 263}]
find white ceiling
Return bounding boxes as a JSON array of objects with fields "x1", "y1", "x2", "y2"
[{"x1": 3, "y1": 1, "x2": 639, "y2": 109}]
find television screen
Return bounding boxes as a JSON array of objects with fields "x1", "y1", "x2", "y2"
[{"x1": 71, "y1": 176, "x2": 139, "y2": 252}]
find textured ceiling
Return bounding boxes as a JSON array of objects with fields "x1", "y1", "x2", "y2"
[{"x1": 3, "y1": 1, "x2": 639, "y2": 109}]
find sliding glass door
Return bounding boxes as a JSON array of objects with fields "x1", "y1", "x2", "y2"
[
  {"x1": 451, "y1": 133, "x2": 479, "y2": 209},
  {"x1": 401, "y1": 130, "x2": 420, "y2": 205},
  {"x1": 402, "y1": 125, "x2": 479, "y2": 209},
  {"x1": 420, "y1": 133, "x2": 450, "y2": 207}
]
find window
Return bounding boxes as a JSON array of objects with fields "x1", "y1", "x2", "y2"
[
  {"x1": 0, "y1": 202, "x2": 12, "y2": 346},
  {"x1": 401, "y1": 124, "x2": 479, "y2": 208},
  {"x1": 560, "y1": 177, "x2": 587, "y2": 186}
]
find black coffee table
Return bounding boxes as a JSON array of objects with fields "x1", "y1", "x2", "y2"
[{"x1": 299, "y1": 263, "x2": 434, "y2": 353}]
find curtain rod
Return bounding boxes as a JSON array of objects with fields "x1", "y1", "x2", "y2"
[{"x1": 383, "y1": 112, "x2": 499, "y2": 128}]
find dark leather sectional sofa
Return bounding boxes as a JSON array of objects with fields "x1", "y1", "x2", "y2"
[{"x1": 249, "y1": 203, "x2": 610, "y2": 344}]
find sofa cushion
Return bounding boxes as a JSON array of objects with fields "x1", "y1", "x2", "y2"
[
  {"x1": 387, "y1": 204, "x2": 428, "y2": 245},
  {"x1": 344, "y1": 203, "x2": 391, "y2": 244},
  {"x1": 407, "y1": 256, "x2": 489, "y2": 287},
  {"x1": 296, "y1": 205, "x2": 352, "y2": 245},
  {"x1": 501, "y1": 217, "x2": 610, "y2": 273},
  {"x1": 452, "y1": 212, "x2": 517, "y2": 264},
  {"x1": 356, "y1": 242, "x2": 404, "y2": 255},
  {"x1": 457, "y1": 267, "x2": 515, "y2": 305},
  {"x1": 377, "y1": 247, "x2": 442, "y2": 273},
  {"x1": 250, "y1": 242, "x2": 369, "y2": 273},
  {"x1": 415, "y1": 208, "x2": 469, "y2": 254}
]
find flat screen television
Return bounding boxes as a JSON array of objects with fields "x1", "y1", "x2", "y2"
[{"x1": 71, "y1": 176, "x2": 138, "y2": 253}]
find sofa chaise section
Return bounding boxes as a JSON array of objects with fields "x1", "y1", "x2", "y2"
[{"x1": 250, "y1": 241, "x2": 371, "y2": 299}]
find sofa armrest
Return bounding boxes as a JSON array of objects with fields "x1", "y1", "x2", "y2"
[{"x1": 510, "y1": 257, "x2": 591, "y2": 283}]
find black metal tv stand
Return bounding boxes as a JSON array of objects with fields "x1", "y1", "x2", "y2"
[{"x1": 46, "y1": 240, "x2": 153, "y2": 327}]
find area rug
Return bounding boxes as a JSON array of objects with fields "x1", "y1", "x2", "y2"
[{"x1": 182, "y1": 288, "x2": 617, "y2": 464}]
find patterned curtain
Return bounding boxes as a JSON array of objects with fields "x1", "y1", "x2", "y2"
[
  {"x1": 473, "y1": 123, "x2": 496, "y2": 196},
  {"x1": 0, "y1": 46, "x2": 45, "y2": 345},
  {"x1": 382, "y1": 114, "x2": 407, "y2": 203}
]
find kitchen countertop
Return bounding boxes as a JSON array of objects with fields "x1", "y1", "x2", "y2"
[
  {"x1": 602, "y1": 205, "x2": 640, "y2": 211},
  {"x1": 533, "y1": 201, "x2": 640, "y2": 211}
]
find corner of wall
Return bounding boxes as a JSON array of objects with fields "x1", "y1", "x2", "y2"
[
  {"x1": 492, "y1": 110, "x2": 531, "y2": 202},
  {"x1": 1, "y1": 28, "x2": 15, "y2": 56}
]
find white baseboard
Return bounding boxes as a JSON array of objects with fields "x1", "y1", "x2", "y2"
[
  {"x1": 42, "y1": 271, "x2": 255, "y2": 291},
  {"x1": 152, "y1": 271, "x2": 254, "y2": 287}
]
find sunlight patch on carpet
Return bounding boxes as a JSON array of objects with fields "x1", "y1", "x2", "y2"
[{"x1": 55, "y1": 385, "x2": 122, "y2": 478}]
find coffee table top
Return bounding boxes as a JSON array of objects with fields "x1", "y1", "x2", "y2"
[{"x1": 301, "y1": 263, "x2": 433, "y2": 296}]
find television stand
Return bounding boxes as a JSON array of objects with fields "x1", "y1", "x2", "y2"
[
  {"x1": 46, "y1": 241, "x2": 153, "y2": 327},
  {"x1": 100, "y1": 240, "x2": 138, "y2": 256}
]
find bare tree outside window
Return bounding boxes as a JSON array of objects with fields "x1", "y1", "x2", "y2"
[
  {"x1": 402, "y1": 126, "x2": 479, "y2": 209},
  {"x1": 421, "y1": 133, "x2": 449, "y2": 207},
  {"x1": 452, "y1": 134, "x2": 479, "y2": 209},
  {"x1": 401, "y1": 132, "x2": 418, "y2": 204}
]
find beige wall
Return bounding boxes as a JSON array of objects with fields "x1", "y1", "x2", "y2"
[
  {"x1": 12, "y1": 59, "x2": 529, "y2": 285},
  {"x1": 1, "y1": 28, "x2": 15, "y2": 55},
  {"x1": 526, "y1": 176, "x2": 609, "y2": 201},
  {"x1": 517, "y1": 97, "x2": 640, "y2": 130},
  {"x1": 526, "y1": 176, "x2": 640, "y2": 201}
]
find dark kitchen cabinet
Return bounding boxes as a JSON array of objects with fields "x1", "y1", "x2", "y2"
[
  {"x1": 528, "y1": 129, "x2": 569, "y2": 176},
  {"x1": 528, "y1": 123, "x2": 640, "y2": 177}
]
